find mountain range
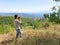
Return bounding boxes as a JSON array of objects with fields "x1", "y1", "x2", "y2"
[{"x1": 0, "y1": 11, "x2": 50, "y2": 18}]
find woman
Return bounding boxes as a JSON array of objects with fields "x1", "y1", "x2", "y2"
[{"x1": 14, "y1": 14, "x2": 21, "y2": 40}]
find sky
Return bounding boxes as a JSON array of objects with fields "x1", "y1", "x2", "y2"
[{"x1": 0, "y1": 0, "x2": 60, "y2": 13}]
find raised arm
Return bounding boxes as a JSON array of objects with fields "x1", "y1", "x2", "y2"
[{"x1": 17, "y1": 20, "x2": 21, "y2": 24}]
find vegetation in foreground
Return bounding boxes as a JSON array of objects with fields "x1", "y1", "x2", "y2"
[
  {"x1": 2, "y1": 28, "x2": 60, "y2": 45},
  {"x1": 0, "y1": 15, "x2": 60, "y2": 45},
  {"x1": 0, "y1": 1, "x2": 60, "y2": 45}
]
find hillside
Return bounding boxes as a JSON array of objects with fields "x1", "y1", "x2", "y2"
[{"x1": 0, "y1": 24, "x2": 60, "y2": 45}]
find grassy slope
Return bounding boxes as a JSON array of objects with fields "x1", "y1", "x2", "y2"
[
  {"x1": 9, "y1": 29, "x2": 60, "y2": 45},
  {"x1": 0, "y1": 24, "x2": 60, "y2": 45},
  {"x1": 0, "y1": 16, "x2": 60, "y2": 45}
]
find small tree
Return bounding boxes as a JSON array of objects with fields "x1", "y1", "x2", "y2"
[{"x1": 44, "y1": 13, "x2": 49, "y2": 19}]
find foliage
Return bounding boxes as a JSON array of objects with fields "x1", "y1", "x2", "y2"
[
  {"x1": 0, "y1": 16, "x2": 39, "y2": 33},
  {"x1": 44, "y1": 13, "x2": 49, "y2": 19},
  {"x1": 53, "y1": 0, "x2": 60, "y2": 2},
  {"x1": 52, "y1": 6, "x2": 56, "y2": 11},
  {"x1": 0, "y1": 24, "x2": 13, "y2": 34}
]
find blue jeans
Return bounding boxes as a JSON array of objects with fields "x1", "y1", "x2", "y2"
[{"x1": 16, "y1": 29, "x2": 21, "y2": 38}]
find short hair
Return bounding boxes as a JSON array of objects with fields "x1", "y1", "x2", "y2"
[{"x1": 14, "y1": 14, "x2": 18, "y2": 19}]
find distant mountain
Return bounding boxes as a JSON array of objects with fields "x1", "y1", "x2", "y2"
[{"x1": 0, "y1": 12, "x2": 50, "y2": 18}]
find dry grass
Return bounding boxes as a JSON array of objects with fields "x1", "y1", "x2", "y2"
[
  {"x1": 1, "y1": 24, "x2": 60, "y2": 45},
  {"x1": 11, "y1": 29, "x2": 60, "y2": 45}
]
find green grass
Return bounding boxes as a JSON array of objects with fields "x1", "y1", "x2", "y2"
[{"x1": 0, "y1": 24, "x2": 14, "y2": 34}]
